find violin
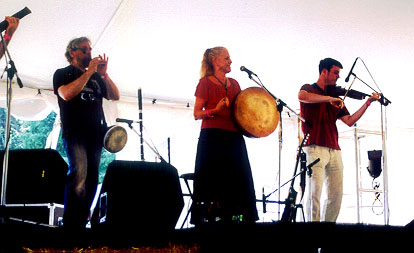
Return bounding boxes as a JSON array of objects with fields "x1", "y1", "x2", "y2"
[
  {"x1": 325, "y1": 85, "x2": 370, "y2": 100},
  {"x1": 335, "y1": 86, "x2": 370, "y2": 100},
  {"x1": 326, "y1": 85, "x2": 391, "y2": 106}
]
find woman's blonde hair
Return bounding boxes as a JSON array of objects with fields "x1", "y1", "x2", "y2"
[{"x1": 200, "y1": 47, "x2": 226, "y2": 78}]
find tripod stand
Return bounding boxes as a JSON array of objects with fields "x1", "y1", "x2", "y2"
[{"x1": 261, "y1": 131, "x2": 319, "y2": 222}]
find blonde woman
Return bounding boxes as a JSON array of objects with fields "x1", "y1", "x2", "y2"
[{"x1": 191, "y1": 47, "x2": 258, "y2": 225}]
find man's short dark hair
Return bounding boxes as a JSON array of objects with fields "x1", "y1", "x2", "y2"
[{"x1": 319, "y1": 58, "x2": 343, "y2": 75}]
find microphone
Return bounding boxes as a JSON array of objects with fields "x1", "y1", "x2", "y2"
[
  {"x1": 116, "y1": 118, "x2": 141, "y2": 125},
  {"x1": 345, "y1": 57, "x2": 358, "y2": 82},
  {"x1": 307, "y1": 158, "x2": 320, "y2": 177},
  {"x1": 240, "y1": 66, "x2": 257, "y2": 77},
  {"x1": 307, "y1": 158, "x2": 320, "y2": 168},
  {"x1": 0, "y1": 7, "x2": 32, "y2": 33}
]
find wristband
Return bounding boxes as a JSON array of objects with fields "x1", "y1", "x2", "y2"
[
  {"x1": 206, "y1": 109, "x2": 214, "y2": 118},
  {"x1": 3, "y1": 34, "x2": 11, "y2": 41},
  {"x1": 365, "y1": 100, "x2": 371, "y2": 106}
]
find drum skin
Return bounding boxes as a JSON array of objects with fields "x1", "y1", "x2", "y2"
[
  {"x1": 103, "y1": 125, "x2": 128, "y2": 153},
  {"x1": 232, "y1": 87, "x2": 279, "y2": 138}
]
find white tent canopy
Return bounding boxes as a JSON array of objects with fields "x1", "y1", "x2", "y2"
[
  {"x1": 2, "y1": 1, "x2": 413, "y2": 110},
  {"x1": 1, "y1": 0, "x2": 413, "y2": 226}
]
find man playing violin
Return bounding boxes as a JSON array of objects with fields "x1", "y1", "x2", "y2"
[{"x1": 298, "y1": 58, "x2": 379, "y2": 222}]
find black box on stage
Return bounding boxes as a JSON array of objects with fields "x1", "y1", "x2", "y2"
[
  {"x1": 0, "y1": 149, "x2": 68, "y2": 204},
  {"x1": 5, "y1": 203, "x2": 64, "y2": 226},
  {"x1": 94, "y1": 160, "x2": 184, "y2": 231}
]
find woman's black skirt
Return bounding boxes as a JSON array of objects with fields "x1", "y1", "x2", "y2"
[{"x1": 191, "y1": 128, "x2": 258, "y2": 225}]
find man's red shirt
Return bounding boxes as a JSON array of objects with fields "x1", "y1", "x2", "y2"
[{"x1": 300, "y1": 83, "x2": 350, "y2": 150}]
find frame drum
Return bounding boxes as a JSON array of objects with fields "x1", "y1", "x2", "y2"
[
  {"x1": 232, "y1": 87, "x2": 279, "y2": 138},
  {"x1": 103, "y1": 125, "x2": 128, "y2": 153}
]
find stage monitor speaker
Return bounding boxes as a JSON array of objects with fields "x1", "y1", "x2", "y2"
[
  {"x1": 406, "y1": 219, "x2": 414, "y2": 229},
  {"x1": 0, "y1": 149, "x2": 68, "y2": 204},
  {"x1": 94, "y1": 160, "x2": 184, "y2": 232}
]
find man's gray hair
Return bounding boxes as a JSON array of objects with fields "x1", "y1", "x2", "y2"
[{"x1": 64, "y1": 37, "x2": 91, "y2": 63}]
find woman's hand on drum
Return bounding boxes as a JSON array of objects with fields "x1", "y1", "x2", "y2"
[{"x1": 215, "y1": 97, "x2": 230, "y2": 112}]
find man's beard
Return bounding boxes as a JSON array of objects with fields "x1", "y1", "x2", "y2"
[{"x1": 80, "y1": 56, "x2": 91, "y2": 69}]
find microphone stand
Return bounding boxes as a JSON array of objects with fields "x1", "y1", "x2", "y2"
[
  {"x1": 121, "y1": 121, "x2": 168, "y2": 164},
  {"x1": 138, "y1": 88, "x2": 144, "y2": 160},
  {"x1": 246, "y1": 73, "x2": 305, "y2": 122},
  {"x1": 0, "y1": 32, "x2": 24, "y2": 209},
  {"x1": 244, "y1": 73, "x2": 306, "y2": 220},
  {"x1": 348, "y1": 73, "x2": 391, "y2": 106},
  {"x1": 348, "y1": 72, "x2": 391, "y2": 224}
]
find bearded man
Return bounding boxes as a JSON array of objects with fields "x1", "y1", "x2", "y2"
[{"x1": 53, "y1": 37, "x2": 119, "y2": 230}]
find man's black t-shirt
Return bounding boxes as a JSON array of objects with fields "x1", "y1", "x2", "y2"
[{"x1": 53, "y1": 65, "x2": 108, "y2": 139}]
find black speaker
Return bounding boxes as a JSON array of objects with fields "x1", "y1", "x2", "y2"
[
  {"x1": 367, "y1": 150, "x2": 382, "y2": 179},
  {"x1": 94, "y1": 160, "x2": 184, "y2": 232},
  {"x1": 0, "y1": 149, "x2": 68, "y2": 204},
  {"x1": 406, "y1": 219, "x2": 414, "y2": 229}
]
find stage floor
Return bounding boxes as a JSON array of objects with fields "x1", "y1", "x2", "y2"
[{"x1": 0, "y1": 219, "x2": 412, "y2": 252}]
